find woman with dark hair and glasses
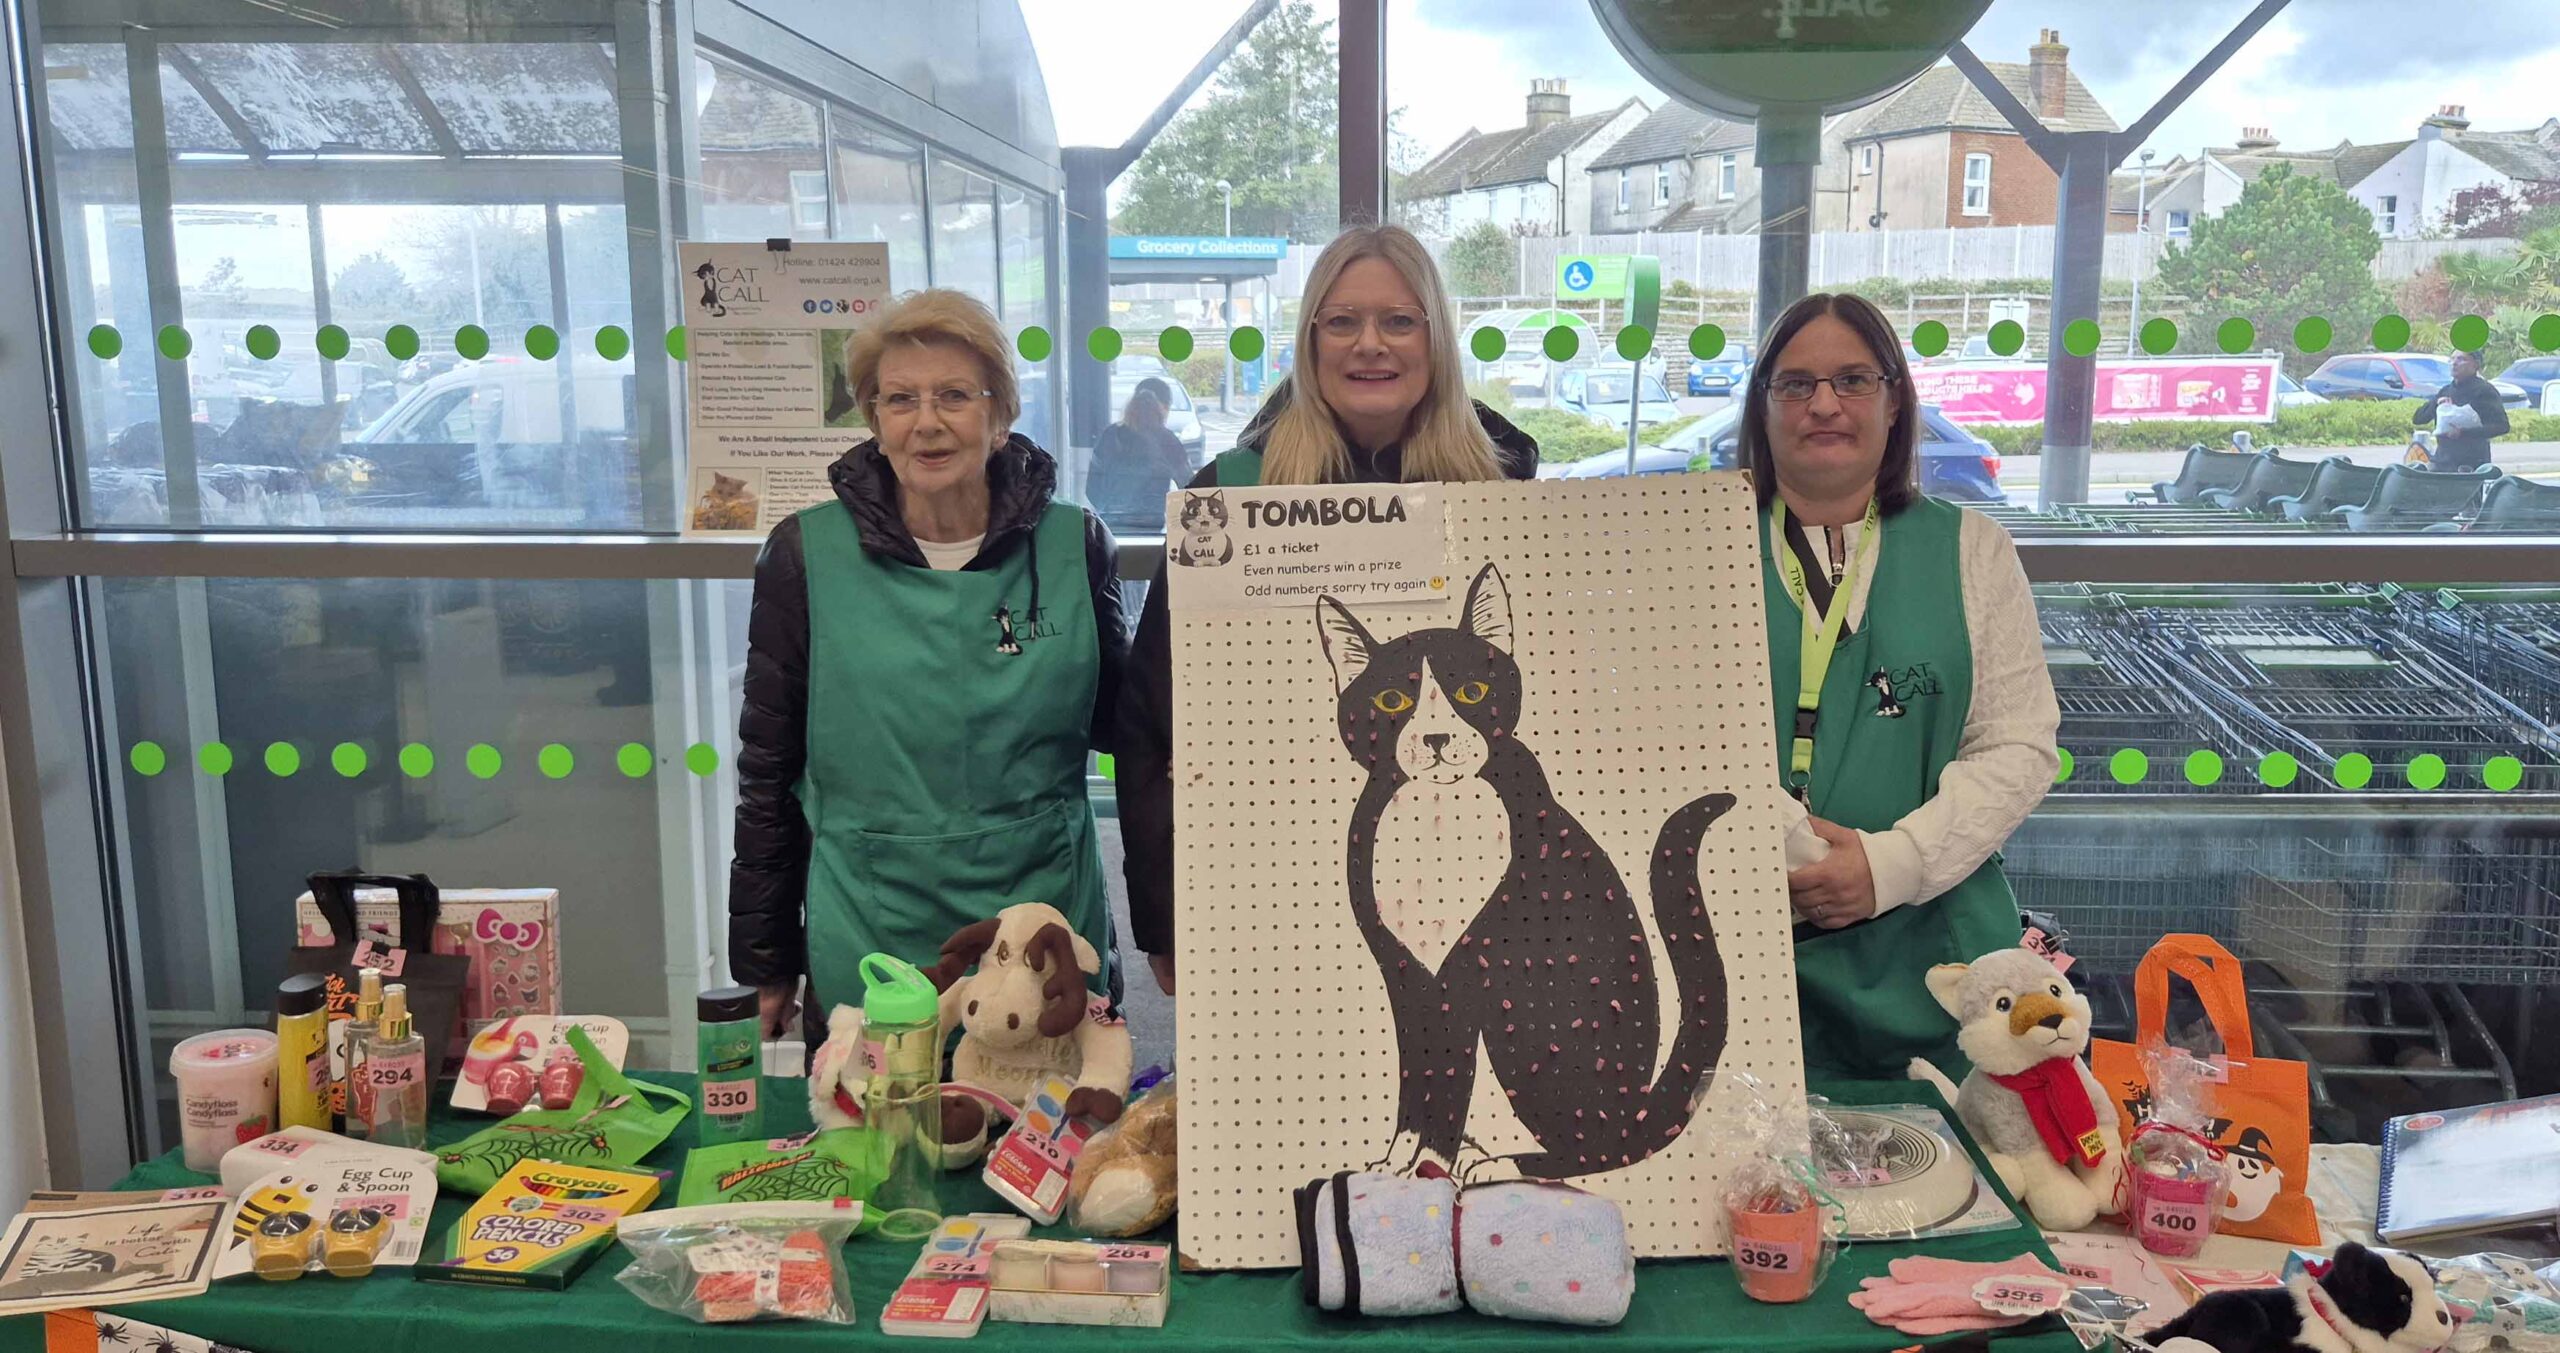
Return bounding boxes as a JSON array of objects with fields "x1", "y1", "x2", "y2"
[{"x1": 1740, "y1": 292, "x2": 2059, "y2": 1079}]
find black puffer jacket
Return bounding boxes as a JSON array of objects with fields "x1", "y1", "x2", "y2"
[
  {"x1": 727, "y1": 435, "x2": 1127, "y2": 987},
  {"x1": 1117, "y1": 390, "x2": 1540, "y2": 954}
]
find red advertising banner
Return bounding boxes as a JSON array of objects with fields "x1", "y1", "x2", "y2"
[{"x1": 1913, "y1": 358, "x2": 2279, "y2": 425}]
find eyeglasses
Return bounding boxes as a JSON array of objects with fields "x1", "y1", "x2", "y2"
[
  {"x1": 875, "y1": 387, "x2": 994, "y2": 418},
  {"x1": 1766, "y1": 370, "x2": 1890, "y2": 402},
  {"x1": 1314, "y1": 307, "x2": 1428, "y2": 343}
]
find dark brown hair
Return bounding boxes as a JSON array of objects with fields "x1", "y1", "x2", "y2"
[{"x1": 1738, "y1": 292, "x2": 1921, "y2": 513}]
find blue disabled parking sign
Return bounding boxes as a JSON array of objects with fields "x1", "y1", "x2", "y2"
[
  {"x1": 1554, "y1": 255, "x2": 1626, "y2": 298},
  {"x1": 1563, "y1": 261, "x2": 1594, "y2": 292}
]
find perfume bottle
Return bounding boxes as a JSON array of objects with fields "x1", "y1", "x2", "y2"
[
  {"x1": 362, "y1": 984, "x2": 428, "y2": 1150},
  {"x1": 344, "y1": 967, "x2": 385, "y2": 1138}
]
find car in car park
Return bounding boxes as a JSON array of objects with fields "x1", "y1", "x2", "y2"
[
  {"x1": 1551, "y1": 365, "x2": 1685, "y2": 428},
  {"x1": 2493, "y1": 355, "x2": 2560, "y2": 408},
  {"x1": 2302, "y1": 353, "x2": 2527, "y2": 406},
  {"x1": 1686, "y1": 342, "x2": 1752, "y2": 396},
  {"x1": 2276, "y1": 371, "x2": 2324, "y2": 409},
  {"x1": 1559, "y1": 400, "x2": 2006, "y2": 502}
]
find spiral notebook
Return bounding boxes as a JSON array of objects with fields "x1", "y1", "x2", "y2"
[{"x1": 2377, "y1": 1094, "x2": 2560, "y2": 1244}]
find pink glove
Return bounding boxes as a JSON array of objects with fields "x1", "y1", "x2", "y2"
[{"x1": 1847, "y1": 1254, "x2": 2068, "y2": 1333}]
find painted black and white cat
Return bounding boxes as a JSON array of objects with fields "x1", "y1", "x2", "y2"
[
  {"x1": 1317, "y1": 562, "x2": 1733, "y2": 1181},
  {"x1": 1173, "y1": 492, "x2": 1233, "y2": 567}
]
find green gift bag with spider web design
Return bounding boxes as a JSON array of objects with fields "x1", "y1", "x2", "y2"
[{"x1": 435, "y1": 1026, "x2": 691, "y2": 1195}]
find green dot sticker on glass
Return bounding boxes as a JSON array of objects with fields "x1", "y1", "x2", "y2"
[
  {"x1": 1542, "y1": 326, "x2": 1579, "y2": 362},
  {"x1": 2062, "y1": 319, "x2": 2101, "y2": 358},
  {"x1": 2372, "y1": 315, "x2": 2411, "y2": 351},
  {"x1": 1987, "y1": 320, "x2": 2025, "y2": 357},
  {"x1": 399, "y1": 743, "x2": 435, "y2": 778},
  {"x1": 2140, "y1": 318, "x2": 2178, "y2": 356},
  {"x1": 245, "y1": 325, "x2": 281, "y2": 360},
  {"x1": 2407, "y1": 754, "x2": 2447, "y2": 791},
  {"x1": 129, "y1": 741, "x2": 167, "y2": 776},
  {"x1": 2334, "y1": 753, "x2": 2374, "y2": 790},
  {"x1": 525, "y1": 325, "x2": 560, "y2": 361},
  {"x1": 2053, "y1": 748, "x2": 2075, "y2": 784},
  {"x1": 2449, "y1": 315, "x2": 2490, "y2": 352},
  {"x1": 1910, "y1": 321, "x2": 1948, "y2": 358},
  {"x1": 466, "y1": 743, "x2": 503, "y2": 779},
  {"x1": 1085, "y1": 327, "x2": 1122, "y2": 363},
  {"x1": 594, "y1": 325, "x2": 630, "y2": 361},
  {"x1": 2184, "y1": 750, "x2": 2224, "y2": 786},
  {"x1": 665, "y1": 326, "x2": 689, "y2": 361},
  {"x1": 2258, "y1": 751, "x2": 2300, "y2": 788},
  {"x1": 385, "y1": 324, "x2": 420, "y2": 361},
  {"x1": 265, "y1": 742, "x2": 301, "y2": 777},
  {"x1": 2293, "y1": 316, "x2": 2333, "y2": 354},
  {"x1": 331, "y1": 743, "x2": 367, "y2": 777},
  {"x1": 2217, "y1": 317, "x2": 2255, "y2": 354},
  {"x1": 1614, "y1": 325, "x2": 1652, "y2": 362},
  {"x1": 198, "y1": 743, "x2": 233, "y2": 776},
  {"x1": 316, "y1": 325, "x2": 349, "y2": 361},
  {"x1": 1470, "y1": 326, "x2": 1506, "y2": 362},
  {"x1": 616, "y1": 743, "x2": 652, "y2": 778},
  {"x1": 2109, "y1": 748, "x2": 2148, "y2": 785},
  {"x1": 86, "y1": 324, "x2": 122, "y2": 359},
  {"x1": 156, "y1": 325, "x2": 191, "y2": 360},
  {"x1": 455, "y1": 324, "x2": 489, "y2": 360},
  {"x1": 538, "y1": 744, "x2": 574, "y2": 779},
  {"x1": 2534, "y1": 315, "x2": 2560, "y2": 354},
  {"x1": 1157, "y1": 326, "x2": 1194, "y2": 362},
  {"x1": 1016, "y1": 326, "x2": 1053, "y2": 362},
  {"x1": 2484, "y1": 755, "x2": 2524, "y2": 792},
  {"x1": 1230, "y1": 326, "x2": 1265, "y2": 362},
  {"x1": 686, "y1": 743, "x2": 720, "y2": 777}
]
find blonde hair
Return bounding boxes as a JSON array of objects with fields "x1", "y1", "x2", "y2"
[
  {"x1": 1121, "y1": 389, "x2": 1167, "y2": 432},
  {"x1": 1261, "y1": 224, "x2": 1503, "y2": 486},
  {"x1": 845, "y1": 288, "x2": 1020, "y2": 433}
]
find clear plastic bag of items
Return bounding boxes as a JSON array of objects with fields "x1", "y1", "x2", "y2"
[
  {"x1": 2434, "y1": 1254, "x2": 2560, "y2": 1353},
  {"x1": 2122, "y1": 1042, "x2": 2228, "y2": 1259},
  {"x1": 615, "y1": 1201, "x2": 862, "y2": 1325},
  {"x1": 1704, "y1": 1073, "x2": 1846, "y2": 1304}
]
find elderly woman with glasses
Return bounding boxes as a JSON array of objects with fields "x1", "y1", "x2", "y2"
[
  {"x1": 729, "y1": 288, "x2": 1128, "y2": 1036},
  {"x1": 1740, "y1": 292, "x2": 2060, "y2": 1080},
  {"x1": 1117, "y1": 223, "x2": 1540, "y2": 995}
]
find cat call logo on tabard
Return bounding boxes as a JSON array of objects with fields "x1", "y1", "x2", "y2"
[{"x1": 1315, "y1": 562, "x2": 1735, "y2": 1183}]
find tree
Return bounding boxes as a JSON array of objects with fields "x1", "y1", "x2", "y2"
[
  {"x1": 2441, "y1": 226, "x2": 2560, "y2": 312},
  {"x1": 2444, "y1": 181, "x2": 2560, "y2": 240},
  {"x1": 1114, "y1": 1, "x2": 1340, "y2": 241},
  {"x1": 2155, "y1": 166, "x2": 2387, "y2": 376},
  {"x1": 194, "y1": 256, "x2": 244, "y2": 308},
  {"x1": 329, "y1": 252, "x2": 419, "y2": 324},
  {"x1": 1443, "y1": 221, "x2": 1515, "y2": 297}
]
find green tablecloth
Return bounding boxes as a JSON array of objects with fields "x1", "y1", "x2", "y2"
[{"x1": 5, "y1": 1077, "x2": 2085, "y2": 1353}]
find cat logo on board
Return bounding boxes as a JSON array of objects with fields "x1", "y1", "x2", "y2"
[{"x1": 1171, "y1": 491, "x2": 1234, "y2": 568}]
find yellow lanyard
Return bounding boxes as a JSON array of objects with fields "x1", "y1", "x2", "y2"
[{"x1": 1774, "y1": 497, "x2": 1880, "y2": 801}]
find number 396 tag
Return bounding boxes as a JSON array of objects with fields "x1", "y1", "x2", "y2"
[{"x1": 1972, "y1": 1274, "x2": 2071, "y2": 1317}]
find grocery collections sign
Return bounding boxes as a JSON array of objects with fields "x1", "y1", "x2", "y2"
[
  {"x1": 1914, "y1": 357, "x2": 2280, "y2": 425},
  {"x1": 1556, "y1": 255, "x2": 1630, "y2": 297},
  {"x1": 1109, "y1": 236, "x2": 1287, "y2": 261}
]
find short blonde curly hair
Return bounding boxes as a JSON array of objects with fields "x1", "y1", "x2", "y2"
[{"x1": 845, "y1": 288, "x2": 1020, "y2": 432}]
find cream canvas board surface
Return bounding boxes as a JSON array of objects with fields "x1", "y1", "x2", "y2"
[{"x1": 1170, "y1": 473, "x2": 1805, "y2": 1269}]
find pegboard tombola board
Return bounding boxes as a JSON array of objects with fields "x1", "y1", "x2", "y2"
[{"x1": 1169, "y1": 473, "x2": 1805, "y2": 1270}]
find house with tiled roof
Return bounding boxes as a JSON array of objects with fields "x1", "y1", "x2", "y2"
[
  {"x1": 2108, "y1": 130, "x2": 2343, "y2": 240},
  {"x1": 1583, "y1": 101, "x2": 1757, "y2": 234},
  {"x1": 1832, "y1": 30, "x2": 2119, "y2": 233},
  {"x1": 1399, "y1": 80, "x2": 1646, "y2": 237}
]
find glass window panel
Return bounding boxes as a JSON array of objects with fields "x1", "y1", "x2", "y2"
[
  {"x1": 1000, "y1": 184, "x2": 1057, "y2": 451},
  {"x1": 392, "y1": 44, "x2": 621, "y2": 156},
  {"x1": 930, "y1": 153, "x2": 999, "y2": 305},
  {"x1": 831, "y1": 111, "x2": 929, "y2": 295},
  {"x1": 171, "y1": 45, "x2": 443, "y2": 155},
  {"x1": 41, "y1": 46, "x2": 241, "y2": 154},
  {"x1": 696, "y1": 55, "x2": 826, "y2": 242}
]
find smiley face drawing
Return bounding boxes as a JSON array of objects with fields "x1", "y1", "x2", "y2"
[{"x1": 2221, "y1": 1126, "x2": 2283, "y2": 1222}]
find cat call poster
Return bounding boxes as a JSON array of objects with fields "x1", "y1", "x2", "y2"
[
  {"x1": 679, "y1": 241, "x2": 890, "y2": 536},
  {"x1": 1168, "y1": 475, "x2": 1804, "y2": 1268}
]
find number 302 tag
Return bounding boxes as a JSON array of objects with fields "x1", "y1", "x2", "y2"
[{"x1": 1972, "y1": 1274, "x2": 2072, "y2": 1317}]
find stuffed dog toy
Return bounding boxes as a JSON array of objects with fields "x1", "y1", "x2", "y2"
[
  {"x1": 1066, "y1": 1080, "x2": 1177, "y2": 1237},
  {"x1": 1910, "y1": 946, "x2": 2125, "y2": 1230},
  {"x1": 925, "y1": 902, "x2": 1134, "y2": 1164},
  {"x1": 2149, "y1": 1242, "x2": 2458, "y2": 1353}
]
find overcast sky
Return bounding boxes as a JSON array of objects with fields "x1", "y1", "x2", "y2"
[{"x1": 1023, "y1": 0, "x2": 2560, "y2": 166}]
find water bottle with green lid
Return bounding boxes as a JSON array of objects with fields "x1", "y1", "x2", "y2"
[{"x1": 861, "y1": 953, "x2": 944, "y2": 1240}]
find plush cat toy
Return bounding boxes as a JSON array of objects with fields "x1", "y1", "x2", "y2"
[
  {"x1": 1910, "y1": 946, "x2": 2125, "y2": 1230},
  {"x1": 2149, "y1": 1242, "x2": 2458, "y2": 1353}
]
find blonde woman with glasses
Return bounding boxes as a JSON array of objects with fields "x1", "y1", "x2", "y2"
[
  {"x1": 729, "y1": 288, "x2": 1128, "y2": 1039},
  {"x1": 1741, "y1": 292, "x2": 2058, "y2": 1081},
  {"x1": 1118, "y1": 223, "x2": 1540, "y2": 994}
]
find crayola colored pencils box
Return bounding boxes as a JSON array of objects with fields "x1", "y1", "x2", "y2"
[{"x1": 415, "y1": 1159, "x2": 660, "y2": 1291}]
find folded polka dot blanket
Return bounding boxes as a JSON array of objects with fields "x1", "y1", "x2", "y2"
[{"x1": 1294, "y1": 1171, "x2": 1635, "y2": 1327}]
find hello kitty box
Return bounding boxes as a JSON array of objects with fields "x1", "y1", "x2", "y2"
[{"x1": 293, "y1": 887, "x2": 560, "y2": 1056}]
